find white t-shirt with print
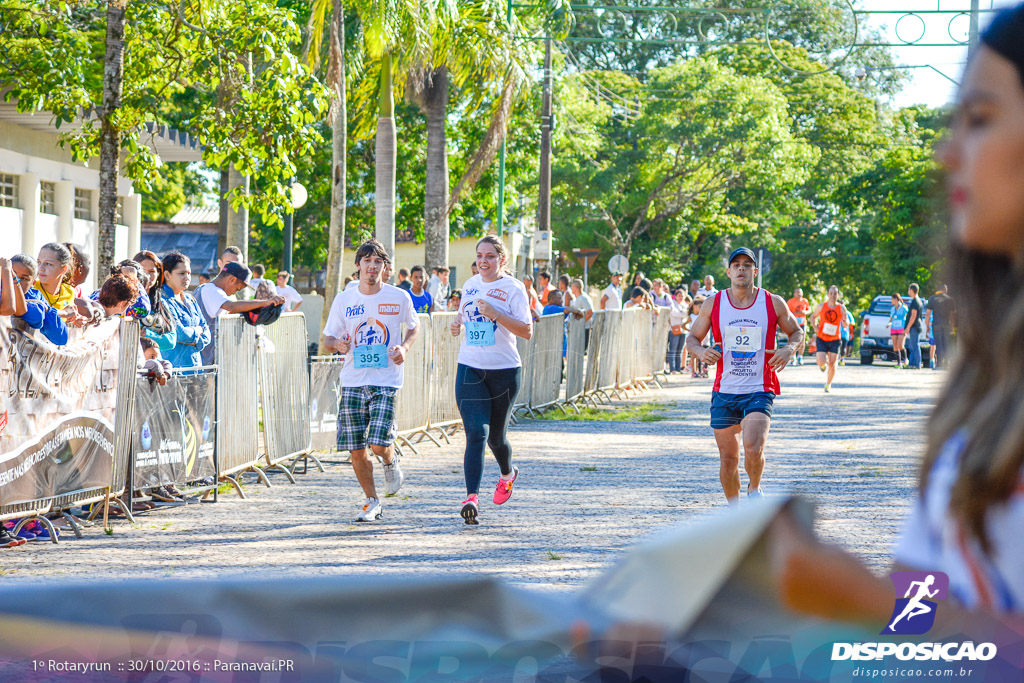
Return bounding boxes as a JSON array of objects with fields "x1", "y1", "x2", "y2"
[
  {"x1": 601, "y1": 284, "x2": 622, "y2": 310},
  {"x1": 894, "y1": 431, "x2": 1024, "y2": 611},
  {"x1": 277, "y1": 283, "x2": 303, "y2": 311},
  {"x1": 457, "y1": 274, "x2": 531, "y2": 370},
  {"x1": 198, "y1": 282, "x2": 233, "y2": 317},
  {"x1": 322, "y1": 283, "x2": 419, "y2": 389}
]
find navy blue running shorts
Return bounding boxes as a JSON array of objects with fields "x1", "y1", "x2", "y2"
[
  {"x1": 710, "y1": 391, "x2": 775, "y2": 429},
  {"x1": 815, "y1": 337, "x2": 841, "y2": 354}
]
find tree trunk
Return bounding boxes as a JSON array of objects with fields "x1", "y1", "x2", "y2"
[
  {"x1": 319, "y1": 0, "x2": 348, "y2": 354},
  {"x1": 423, "y1": 66, "x2": 449, "y2": 273},
  {"x1": 375, "y1": 52, "x2": 396, "y2": 263},
  {"x1": 537, "y1": 39, "x2": 553, "y2": 235},
  {"x1": 97, "y1": 0, "x2": 127, "y2": 277},
  {"x1": 225, "y1": 165, "x2": 249, "y2": 261}
]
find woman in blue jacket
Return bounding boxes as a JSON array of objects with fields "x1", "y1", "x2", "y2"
[{"x1": 160, "y1": 252, "x2": 210, "y2": 369}]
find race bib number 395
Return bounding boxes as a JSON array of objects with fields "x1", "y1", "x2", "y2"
[
  {"x1": 723, "y1": 326, "x2": 761, "y2": 353},
  {"x1": 354, "y1": 344, "x2": 388, "y2": 369}
]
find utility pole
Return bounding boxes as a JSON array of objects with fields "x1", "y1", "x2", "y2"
[
  {"x1": 495, "y1": 0, "x2": 514, "y2": 236},
  {"x1": 537, "y1": 38, "x2": 553, "y2": 235},
  {"x1": 969, "y1": 0, "x2": 980, "y2": 53}
]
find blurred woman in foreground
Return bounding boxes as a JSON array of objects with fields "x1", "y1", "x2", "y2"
[{"x1": 769, "y1": 5, "x2": 1024, "y2": 634}]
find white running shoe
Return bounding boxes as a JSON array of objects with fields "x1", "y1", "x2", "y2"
[
  {"x1": 747, "y1": 486, "x2": 764, "y2": 498},
  {"x1": 383, "y1": 458, "x2": 405, "y2": 496},
  {"x1": 354, "y1": 497, "x2": 383, "y2": 522}
]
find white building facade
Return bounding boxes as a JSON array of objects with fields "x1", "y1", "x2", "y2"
[{"x1": 0, "y1": 103, "x2": 200, "y2": 292}]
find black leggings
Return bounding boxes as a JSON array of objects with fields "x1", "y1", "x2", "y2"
[{"x1": 455, "y1": 363, "x2": 521, "y2": 495}]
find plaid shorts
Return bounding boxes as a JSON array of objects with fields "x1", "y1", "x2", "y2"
[{"x1": 337, "y1": 385, "x2": 398, "y2": 452}]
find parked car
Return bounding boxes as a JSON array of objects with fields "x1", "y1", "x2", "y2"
[{"x1": 859, "y1": 295, "x2": 929, "y2": 365}]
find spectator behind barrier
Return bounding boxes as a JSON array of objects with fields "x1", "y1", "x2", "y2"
[
  {"x1": 447, "y1": 289, "x2": 462, "y2": 312},
  {"x1": 160, "y1": 252, "x2": 211, "y2": 370},
  {"x1": 275, "y1": 271, "x2": 304, "y2": 311},
  {"x1": 0, "y1": 256, "x2": 26, "y2": 317},
  {"x1": 139, "y1": 336, "x2": 173, "y2": 386},
  {"x1": 63, "y1": 242, "x2": 91, "y2": 298},
  {"x1": 194, "y1": 262, "x2": 285, "y2": 365},
  {"x1": 133, "y1": 250, "x2": 176, "y2": 351},
  {"x1": 96, "y1": 273, "x2": 140, "y2": 318},
  {"x1": 89, "y1": 259, "x2": 151, "y2": 320},
  {"x1": 11, "y1": 254, "x2": 68, "y2": 346},
  {"x1": 34, "y1": 243, "x2": 81, "y2": 325}
]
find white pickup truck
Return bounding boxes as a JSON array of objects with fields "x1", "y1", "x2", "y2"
[{"x1": 859, "y1": 295, "x2": 929, "y2": 365}]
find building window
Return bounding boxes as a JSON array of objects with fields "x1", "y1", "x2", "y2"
[
  {"x1": 74, "y1": 188, "x2": 93, "y2": 220},
  {"x1": 115, "y1": 196, "x2": 124, "y2": 224},
  {"x1": 40, "y1": 181, "x2": 56, "y2": 214},
  {"x1": 0, "y1": 174, "x2": 17, "y2": 208}
]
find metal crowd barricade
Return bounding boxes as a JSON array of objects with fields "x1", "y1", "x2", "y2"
[
  {"x1": 126, "y1": 366, "x2": 219, "y2": 509},
  {"x1": 595, "y1": 309, "x2": 621, "y2": 401},
  {"x1": 526, "y1": 313, "x2": 565, "y2": 415},
  {"x1": 513, "y1": 333, "x2": 535, "y2": 419},
  {"x1": 308, "y1": 356, "x2": 344, "y2": 457},
  {"x1": 650, "y1": 306, "x2": 672, "y2": 386},
  {"x1": 394, "y1": 314, "x2": 434, "y2": 454},
  {"x1": 563, "y1": 315, "x2": 587, "y2": 411},
  {"x1": 0, "y1": 318, "x2": 138, "y2": 539},
  {"x1": 633, "y1": 308, "x2": 655, "y2": 389},
  {"x1": 258, "y1": 313, "x2": 313, "y2": 481},
  {"x1": 216, "y1": 315, "x2": 262, "y2": 497},
  {"x1": 615, "y1": 308, "x2": 640, "y2": 396},
  {"x1": 428, "y1": 312, "x2": 463, "y2": 440},
  {"x1": 582, "y1": 311, "x2": 607, "y2": 406}
]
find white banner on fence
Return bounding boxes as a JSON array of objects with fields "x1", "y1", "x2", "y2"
[{"x1": 0, "y1": 317, "x2": 123, "y2": 508}]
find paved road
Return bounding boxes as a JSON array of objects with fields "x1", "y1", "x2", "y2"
[{"x1": 0, "y1": 362, "x2": 945, "y2": 591}]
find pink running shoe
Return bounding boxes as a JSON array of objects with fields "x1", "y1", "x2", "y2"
[
  {"x1": 492, "y1": 466, "x2": 519, "y2": 505},
  {"x1": 460, "y1": 495, "x2": 479, "y2": 525}
]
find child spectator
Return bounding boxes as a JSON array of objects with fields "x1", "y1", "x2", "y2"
[
  {"x1": 447, "y1": 289, "x2": 462, "y2": 312},
  {"x1": 139, "y1": 337, "x2": 173, "y2": 386},
  {"x1": 11, "y1": 254, "x2": 68, "y2": 346}
]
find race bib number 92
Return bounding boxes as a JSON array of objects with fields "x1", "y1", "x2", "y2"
[{"x1": 724, "y1": 326, "x2": 761, "y2": 353}]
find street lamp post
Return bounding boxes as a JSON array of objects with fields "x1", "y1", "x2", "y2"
[{"x1": 283, "y1": 180, "x2": 308, "y2": 285}]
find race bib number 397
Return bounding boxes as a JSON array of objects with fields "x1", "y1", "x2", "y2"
[
  {"x1": 466, "y1": 320, "x2": 496, "y2": 346},
  {"x1": 723, "y1": 326, "x2": 761, "y2": 353}
]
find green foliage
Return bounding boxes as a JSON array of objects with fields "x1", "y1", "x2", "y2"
[
  {"x1": 552, "y1": 54, "x2": 817, "y2": 282},
  {"x1": 142, "y1": 163, "x2": 214, "y2": 222},
  {"x1": 0, "y1": 0, "x2": 330, "y2": 228}
]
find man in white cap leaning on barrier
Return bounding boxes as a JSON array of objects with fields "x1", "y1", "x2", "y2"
[{"x1": 323, "y1": 238, "x2": 420, "y2": 522}]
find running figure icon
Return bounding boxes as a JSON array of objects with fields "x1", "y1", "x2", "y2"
[{"x1": 888, "y1": 574, "x2": 939, "y2": 632}]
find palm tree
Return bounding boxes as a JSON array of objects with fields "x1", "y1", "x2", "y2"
[
  {"x1": 304, "y1": 0, "x2": 349, "y2": 353},
  {"x1": 354, "y1": 0, "x2": 431, "y2": 260},
  {"x1": 406, "y1": 0, "x2": 527, "y2": 272}
]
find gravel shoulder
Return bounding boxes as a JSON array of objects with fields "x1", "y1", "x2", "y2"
[{"x1": 0, "y1": 362, "x2": 944, "y2": 591}]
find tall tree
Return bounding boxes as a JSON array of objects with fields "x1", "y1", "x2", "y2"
[
  {"x1": 98, "y1": 0, "x2": 128, "y2": 276},
  {"x1": 305, "y1": 0, "x2": 350, "y2": 351}
]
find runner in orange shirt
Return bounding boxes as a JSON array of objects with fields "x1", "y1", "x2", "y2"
[
  {"x1": 786, "y1": 288, "x2": 811, "y2": 366},
  {"x1": 808, "y1": 285, "x2": 848, "y2": 393}
]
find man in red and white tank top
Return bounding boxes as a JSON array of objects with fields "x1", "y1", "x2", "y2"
[
  {"x1": 807, "y1": 285, "x2": 847, "y2": 393},
  {"x1": 685, "y1": 248, "x2": 804, "y2": 502}
]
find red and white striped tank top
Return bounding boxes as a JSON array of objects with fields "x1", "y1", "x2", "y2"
[{"x1": 710, "y1": 288, "x2": 781, "y2": 395}]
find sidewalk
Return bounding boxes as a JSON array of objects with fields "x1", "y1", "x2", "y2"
[{"x1": 0, "y1": 363, "x2": 944, "y2": 591}]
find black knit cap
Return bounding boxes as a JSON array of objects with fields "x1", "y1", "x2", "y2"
[{"x1": 981, "y1": 4, "x2": 1024, "y2": 80}]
